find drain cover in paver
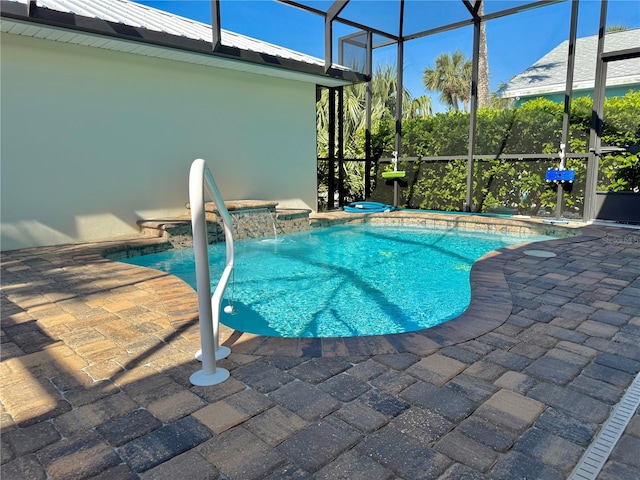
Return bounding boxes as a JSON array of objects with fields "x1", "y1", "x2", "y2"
[{"x1": 523, "y1": 250, "x2": 557, "y2": 258}]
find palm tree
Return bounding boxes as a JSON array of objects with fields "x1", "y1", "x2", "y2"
[
  {"x1": 423, "y1": 51, "x2": 472, "y2": 112},
  {"x1": 477, "y1": 1, "x2": 490, "y2": 108},
  {"x1": 317, "y1": 64, "x2": 432, "y2": 202},
  {"x1": 318, "y1": 64, "x2": 431, "y2": 158},
  {"x1": 407, "y1": 95, "x2": 433, "y2": 119},
  {"x1": 490, "y1": 81, "x2": 515, "y2": 109}
]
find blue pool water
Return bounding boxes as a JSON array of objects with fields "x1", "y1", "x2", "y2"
[{"x1": 121, "y1": 224, "x2": 552, "y2": 338}]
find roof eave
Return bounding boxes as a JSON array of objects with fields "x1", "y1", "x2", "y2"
[
  {"x1": 0, "y1": 1, "x2": 366, "y2": 87},
  {"x1": 501, "y1": 75, "x2": 640, "y2": 99}
]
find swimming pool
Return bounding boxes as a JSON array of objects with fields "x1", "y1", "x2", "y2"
[{"x1": 122, "y1": 223, "x2": 554, "y2": 338}]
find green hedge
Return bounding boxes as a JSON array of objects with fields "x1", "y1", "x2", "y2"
[{"x1": 371, "y1": 91, "x2": 639, "y2": 214}]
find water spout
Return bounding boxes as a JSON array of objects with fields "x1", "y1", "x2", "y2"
[
  {"x1": 228, "y1": 207, "x2": 280, "y2": 241},
  {"x1": 268, "y1": 210, "x2": 279, "y2": 242}
]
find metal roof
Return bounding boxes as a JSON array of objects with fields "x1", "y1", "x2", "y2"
[
  {"x1": 501, "y1": 28, "x2": 640, "y2": 99},
  {"x1": 0, "y1": 0, "x2": 358, "y2": 86}
]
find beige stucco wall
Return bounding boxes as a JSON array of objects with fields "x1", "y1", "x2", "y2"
[{"x1": 1, "y1": 33, "x2": 318, "y2": 251}]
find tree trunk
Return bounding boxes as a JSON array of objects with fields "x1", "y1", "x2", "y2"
[
  {"x1": 451, "y1": 93, "x2": 459, "y2": 112},
  {"x1": 477, "y1": 2, "x2": 490, "y2": 108}
]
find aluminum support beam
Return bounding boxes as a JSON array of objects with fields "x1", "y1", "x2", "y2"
[
  {"x1": 465, "y1": 14, "x2": 481, "y2": 211},
  {"x1": 584, "y1": 0, "x2": 608, "y2": 221},
  {"x1": 462, "y1": 0, "x2": 482, "y2": 17},
  {"x1": 27, "y1": 0, "x2": 36, "y2": 16},
  {"x1": 602, "y1": 47, "x2": 640, "y2": 62},
  {"x1": 328, "y1": 88, "x2": 336, "y2": 209},
  {"x1": 393, "y1": 0, "x2": 405, "y2": 208},
  {"x1": 404, "y1": 0, "x2": 560, "y2": 43},
  {"x1": 324, "y1": 0, "x2": 350, "y2": 72},
  {"x1": 338, "y1": 87, "x2": 345, "y2": 207},
  {"x1": 365, "y1": 31, "x2": 373, "y2": 199},
  {"x1": 278, "y1": 0, "x2": 398, "y2": 41},
  {"x1": 555, "y1": 0, "x2": 579, "y2": 220},
  {"x1": 210, "y1": 0, "x2": 221, "y2": 50}
]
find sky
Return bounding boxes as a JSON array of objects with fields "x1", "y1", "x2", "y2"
[{"x1": 135, "y1": 0, "x2": 640, "y2": 112}]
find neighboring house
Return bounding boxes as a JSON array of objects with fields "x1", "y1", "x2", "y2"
[
  {"x1": 500, "y1": 28, "x2": 640, "y2": 105},
  {"x1": 0, "y1": 0, "x2": 357, "y2": 251}
]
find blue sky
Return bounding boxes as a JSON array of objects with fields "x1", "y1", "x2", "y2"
[{"x1": 136, "y1": 1, "x2": 639, "y2": 112}]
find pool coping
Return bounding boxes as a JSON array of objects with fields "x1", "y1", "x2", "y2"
[{"x1": 100, "y1": 212, "x2": 590, "y2": 357}]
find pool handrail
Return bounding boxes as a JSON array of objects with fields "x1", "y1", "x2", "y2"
[{"x1": 188, "y1": 158, "x2": 232, "y2": 386}]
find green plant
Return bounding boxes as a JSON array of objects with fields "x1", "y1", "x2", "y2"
[
  {"x1": 598, "y1": 91, "x2": 640, "y2": 192},
  {"x1": 316, "y1": 64, "x2": 433, "y2": 202},
  {"x1": 372, "y1": 90, "x2": 639, "y2": 211},
  {"x1": 600, "y1": 154, "x2": 640, "y2": 192}
]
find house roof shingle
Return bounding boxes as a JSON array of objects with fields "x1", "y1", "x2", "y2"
[{"x1": 501, "y1": 28, "x2": 640, "y2": 99}]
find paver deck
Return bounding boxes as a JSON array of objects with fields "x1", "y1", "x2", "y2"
[{"x1": 1, "y1": 220, "x2": 639, "y2": 479}]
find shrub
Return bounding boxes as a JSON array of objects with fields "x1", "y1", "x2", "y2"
[{"x1": 369, "y1": 90, "x2": 639, "y2": 211}]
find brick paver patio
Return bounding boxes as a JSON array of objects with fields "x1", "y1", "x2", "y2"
[{"x1": 1, "y1": 221, "x2": 639, "y2": 479}]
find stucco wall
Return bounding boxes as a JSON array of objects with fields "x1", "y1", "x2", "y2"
[{"x1": 1, "y1": 33, "x2": 318, "y2": 251}]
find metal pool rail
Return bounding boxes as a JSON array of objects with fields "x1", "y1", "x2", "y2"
[{"x1": 188, "y1": 158, "x2": 232, "y2": 386}]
